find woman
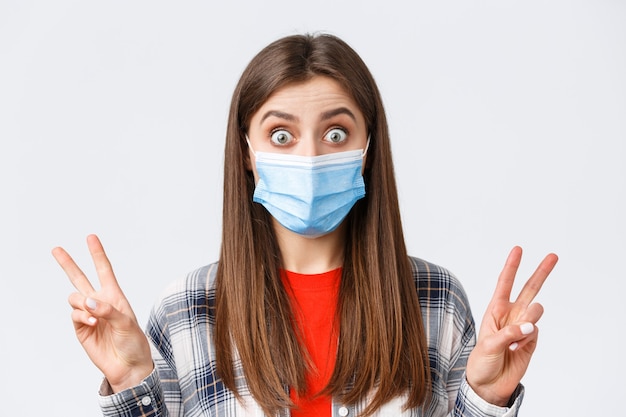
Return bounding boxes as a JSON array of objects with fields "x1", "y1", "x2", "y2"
[{"x1": 53, "y1": 33, "x2": 558, "y2": 417}]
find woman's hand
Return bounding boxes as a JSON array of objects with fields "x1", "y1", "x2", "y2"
[
  {"x1": 466, "y1": 246, "x2": 558, "y2": 406},
  {"x1": 52, "y1": 234, "x2": 154, "y2": 393}
]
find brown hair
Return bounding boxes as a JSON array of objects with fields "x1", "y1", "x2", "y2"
[{"x1": 215, "y1": 33, "x2": 430, "y2": 416}]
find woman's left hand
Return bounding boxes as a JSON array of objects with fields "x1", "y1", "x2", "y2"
[{"x1": 466, "y1": 246, "x2": 558, "y2": 406}]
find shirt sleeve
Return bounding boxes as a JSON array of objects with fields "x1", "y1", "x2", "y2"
[
  {"x1": 98, "y1": 367, "x2": 166, "y2": 417},
  {"x1": 453, "y1": 380, "x2": 524, "y2": 417}
]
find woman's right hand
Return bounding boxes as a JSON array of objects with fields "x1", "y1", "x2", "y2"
[{"x1": 52, "y1": 234, "x2": 154, "y2": 393}]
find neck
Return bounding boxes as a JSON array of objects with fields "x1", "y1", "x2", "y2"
[{"x1": 273, "y1": 219, "x2": 346, "y2": 274}]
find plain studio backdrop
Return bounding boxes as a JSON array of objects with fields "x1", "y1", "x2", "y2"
[{"x1": 1, "y1": 1, "x2": 624, "y2": 415}]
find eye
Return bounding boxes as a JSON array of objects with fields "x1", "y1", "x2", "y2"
[
  {"x1": 324, "y1": 128, "x2": 348, "y2": 144},
  {"x1": 270, "y1": 129, "x2": 294, "y2": 145}
]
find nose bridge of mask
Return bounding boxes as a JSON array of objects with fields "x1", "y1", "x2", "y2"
[{"x1": 255, "y1": 150, "x2": 363, "y2": 201}]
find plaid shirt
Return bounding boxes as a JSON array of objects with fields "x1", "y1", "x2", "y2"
[{"x1": 99, "y1": 257, "x2": 523, "y2": 417}]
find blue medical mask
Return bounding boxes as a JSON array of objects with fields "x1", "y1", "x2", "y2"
[{"x1": 247, "y1": 139, "x2": 369, "y2": 238}]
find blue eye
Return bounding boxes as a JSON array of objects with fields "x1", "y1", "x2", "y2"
[
  {"x1": 270, "y1": 130, "x2": 294, "y2": 145},
  {"x1": 325, "y1": 128, "x2": 347, "y2": 144}
]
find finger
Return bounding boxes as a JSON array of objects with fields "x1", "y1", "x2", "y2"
[
  {"x1": 509, "y1": 326, "x2": 540, "y2": 353},
  {"x1": 52, "y1": 246, "x2": 96, "y2": 296},
  {"x1": 519, "y1": 302, "x2": 545, "y2": 324},
  {"x1": 501, "y1": 303, "x2": 543, "y2": 351},
  {"x1": 71, "y1": 307, "x2": 98, "y2": 327},
  {"x1": 86, "y1": 234, "x2": 121, "y2": 290},
  {"x1": 68, "y1": 292, "x2": 100, "y2": 327},
  {"x1": 68, "y1": 292, "x2": 87, "y2": 310},
  {"x1": 491, "y1": 246, "x2": 523, "y2": 302},
  {"x1": 514, "y1": 253, "x2": 558, "y2": 307},
  {"x1": 483, "y1": 321, "x2": 538, "y2": 354},
  {"x1": 79, "y1": 295, "x2": 135, "y2": 330},
  {"x1": 68, "y1": 291, "x2": 102, "y2": 311}
]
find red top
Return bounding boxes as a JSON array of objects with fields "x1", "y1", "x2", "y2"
[{"x1": 281, "y1": 267, "x2": 341, "y2": 417}]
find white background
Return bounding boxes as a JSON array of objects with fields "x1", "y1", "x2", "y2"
[{"x1": 1, "y1": 1, "x2": 624, "y2": 415}]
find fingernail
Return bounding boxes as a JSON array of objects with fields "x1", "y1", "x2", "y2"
[
  {"x1": 88, "y1": 317, "x2": 97, "y2": 325},
  {"x1": 86, "y1": 298, "x2": 97, "y2": 310},
  {"x1": 509, "y1": 342, "x2": 519, "y2": 351},
  {"x1": 520, "y1": 322, "x2": 534, "y2": 335}
]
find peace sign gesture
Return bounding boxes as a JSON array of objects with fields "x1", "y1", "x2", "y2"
[
  {"x1": 466, "y1": 246, "x2": 558, "y2": 406},
  {"x1": 52, "y1": 234, "x2": 153, "y2": 393}
]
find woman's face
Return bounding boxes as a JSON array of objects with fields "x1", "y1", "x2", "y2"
[{"x1": 246, "y1": 76, "x2": 368, "y2": 180}]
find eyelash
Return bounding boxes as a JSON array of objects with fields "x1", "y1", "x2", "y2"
[
  {"x1": 269, "y1": 128, "x2": 294, "y2": 145},
  {"x1": 267, "y1": 126, "x2": 350, "y2": 142},
  {"x1": 327, "y1": 126, "x2": 349, "y2": 136}
]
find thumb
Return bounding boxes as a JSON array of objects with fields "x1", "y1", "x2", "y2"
[
  {"x1": 484, "y1": 321, "x2": 537, "y2": 354},
  {"x1": 84, "y1": 297, "x2": 137, "y2": 329}
]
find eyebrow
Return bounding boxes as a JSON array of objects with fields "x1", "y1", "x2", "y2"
[
  {"x1": 320, "y1": 107, "x2": 357, "y2": 122},
  {"x1": 258, "y1": 107, "x2": 357, "y2": 125},
  {"x1": 259, "y1": 110, "x2": 298, "y2": 124}
]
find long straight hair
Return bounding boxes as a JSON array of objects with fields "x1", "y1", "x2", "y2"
[{"x1": 215, "y1": 33, "x2": 430, "y2": 416}]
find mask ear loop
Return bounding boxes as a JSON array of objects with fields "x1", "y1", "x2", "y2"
[
  {"x1": 362, "y1": 135, "x2": 371, "y2": 158},
  {"x1": 245, "y1": 135, "x2": 257, "y2": 157}
]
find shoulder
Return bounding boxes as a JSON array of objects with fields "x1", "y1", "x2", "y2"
[
  {"x1": 408, "y1": 256, "x2": 472, "y2": 316},
  {"x1": 158, "y1": 262, "x2": 218, "y2": 300},
  {"x1": 149, "y1": 262, "x2": 219, "y2": 328}
]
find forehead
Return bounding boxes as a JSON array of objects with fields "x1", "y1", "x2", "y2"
[{"x1": 252, "y1": 76, "x2": 362, "y2": 119}]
